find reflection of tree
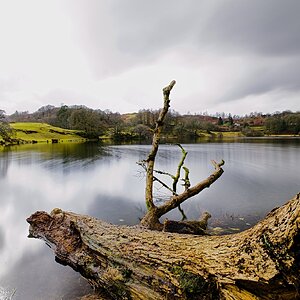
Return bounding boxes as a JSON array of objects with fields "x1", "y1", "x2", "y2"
[{"x1": 0, "y1": 150, "x2": 10, "y2": 178}]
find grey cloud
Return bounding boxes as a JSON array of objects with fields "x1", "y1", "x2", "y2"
[
  {"x1": 218, "y1": 57, "x2": 300, "y2": 104},
  {"x1": 69, "y1": 0, "x2": 300, "y2": 79},
  {"x1": 202, "y1": 0, "x2": 300, "y2": 56},
  {"x1": 67, "y1": 0, "x2": 208, "y2": 77},
  {"x1": 2, "y1": 0, "x2": 299, "y2": 114},
  {"x1": 110, "y1": 0, "x2": 201, "y2": 55}
]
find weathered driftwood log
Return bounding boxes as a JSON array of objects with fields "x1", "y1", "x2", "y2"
[{"x1": 27, "y1": 194, "x2": 300, "y2": 300}]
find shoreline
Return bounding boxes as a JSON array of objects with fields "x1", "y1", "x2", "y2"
[
  {"x1": 1, "y1": 121, "x2": 299, "y2": 148},
  {"x1": 1, "y1": 134, "x2": 299, "y2": 149}
]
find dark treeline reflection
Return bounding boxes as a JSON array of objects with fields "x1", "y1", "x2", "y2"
[{"x1": 0, "y1": 139, "x2": 299, "y2": 299}]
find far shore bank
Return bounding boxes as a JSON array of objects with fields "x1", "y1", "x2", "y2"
[
  {"x1": 1, "y1": 121, "x2": 299, "y2": 148},
  {"x1": 1, "y1": 133, "x2": 299, "y2": 149}
]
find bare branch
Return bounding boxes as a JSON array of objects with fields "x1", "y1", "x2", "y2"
[
  {"x1": 178, "y1": 164, "x2": 190, "y2": 220},
  {"x1": 150, "y1": 144, "x2": 189, "y2": 220},
  {"x1": 157, "y1": 160, "x2": 225, "y2": 218},
  {"x1": 182, "y1": 166, "x2": 191, "y2": 190},
  {"x1": 153, "y1": 169, "x2": 174, "y2": 179},
  {"x1": 177, "y1": 205, "x2": 187, "y2": 221},
  {"x1": 172, "y1": 144, "x2": 188, "y2": 192},
  {"x1": 212, "y1": 159, "x2": 225, "y2": 168},
  {"x1": 153, "y1": 176, "x2": 177, "y2": 196},
  {"x1": 140, "y1": 81, "x2": 225, "y2": 230},
  {"x1": 172, "y1": 144, "x2": 188, "y2": 220},
  {"x1": 144, "y1": 80, "x2": 176, "y2": 210}
]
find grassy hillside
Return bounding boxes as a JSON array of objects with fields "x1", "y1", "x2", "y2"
[{"x1": 10, "y1": 122, "x2": 86, "y2": 143}]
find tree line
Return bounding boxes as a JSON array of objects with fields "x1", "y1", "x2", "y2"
[
  {"x1": 265, "y1": 111, "x2": 300, "y2": 135},
  {"x1": 1, "y1": 105, "x2": 300, "y2": 142},
  {"x1": 0, "y1": 110, "x2": 15, "y2": 144}
]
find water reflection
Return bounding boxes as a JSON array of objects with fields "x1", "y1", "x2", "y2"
[
  {"x1": 0, "y1": 140, "x2": 299, "y2": 299},
  {"x1": 88, "y1": 194, "x2": 144, "y2": 225},
  {"x1": 1, "y1": 248, "x2": 92, "y2": 300},
  {"x1": 0, "y1": 150, "x2": 10, "y2": 178}
]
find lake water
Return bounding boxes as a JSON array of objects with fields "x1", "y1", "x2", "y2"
[{"x1": 0, "y1": 139, "x2": 299, "y2": 299}]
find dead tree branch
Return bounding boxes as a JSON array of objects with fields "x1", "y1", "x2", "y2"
[
  {"x1": 139, "y1": 81, "x2": 225, "y2": 230},
  {"x1": 157, "y1": 159, "x2": 224, "y2": 217},
  {"x1": 173, "y1": 144, "x2": 188, "y2": 220},
  {"x1": 140, "y1": 158, "x2": 224, "y2": 229},
  {"x1": 144, "y1": 80, "x2": 176, "y2": 210}
]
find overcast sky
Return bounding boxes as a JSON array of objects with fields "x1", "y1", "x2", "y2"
[{"x1": 0, "y1": 0, "x2": 299, "y2": 116}]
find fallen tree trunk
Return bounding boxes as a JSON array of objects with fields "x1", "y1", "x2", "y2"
[{"x1": 27, "y1": 194, "x2": 300, "y2": 300}]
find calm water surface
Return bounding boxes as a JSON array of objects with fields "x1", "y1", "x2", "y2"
[{"x1": 0, "y1": 139, "x2": 299, "y2": 299}]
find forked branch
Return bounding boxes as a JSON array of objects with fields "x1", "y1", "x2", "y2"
[
  {"x1": 140, "y1": 81, "x2": 225, "y2": 230},
  {"x1": 156, "y1": 159, "x2": 225, "y2": 218}
]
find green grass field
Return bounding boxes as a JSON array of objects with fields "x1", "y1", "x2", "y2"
[
  {"x1": 10, "y1": 122, "x2": 86, "y2": 143},
  {"x1": 212, "y1": 131, "x2": 243, "y2": 138}
]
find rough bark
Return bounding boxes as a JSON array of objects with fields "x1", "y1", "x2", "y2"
[
  {"x1": 144, "y1": 80, "x2": 176, "y2": 210},
  {"x1": 27, "y1": 194, "x2": 300, "y2": 300}
]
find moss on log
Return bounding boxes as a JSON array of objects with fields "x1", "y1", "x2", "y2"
[{"x1": 27, "y1": 194, "x2": 300, "y2": 299}]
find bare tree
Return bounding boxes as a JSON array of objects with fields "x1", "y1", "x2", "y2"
[{"x1": 138, "y1": 80, "x2": 225, "y2": 230}]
